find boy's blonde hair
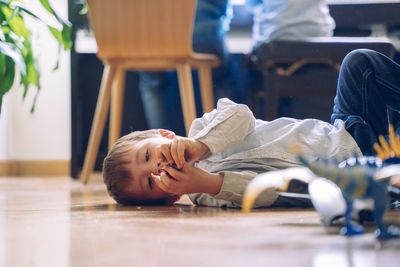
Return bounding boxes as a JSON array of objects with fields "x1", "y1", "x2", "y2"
[{"x1": 102, "y1": 129, "x2": 165, "y2": 205}]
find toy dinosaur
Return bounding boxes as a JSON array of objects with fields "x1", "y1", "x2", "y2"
[{"x1": 242, "y1": 126, "x2": 400, "y2": 240}]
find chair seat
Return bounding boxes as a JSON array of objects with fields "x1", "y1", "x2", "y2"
[
  {"x1": 191, "y1": 53, "x2": 220, "y2": 67},
  {"x1": 106, "y1": 53, "x2": 220, "y2": 71},
  {"x1": 249, "y1": 37, "x2": 395, "y2": 68}
]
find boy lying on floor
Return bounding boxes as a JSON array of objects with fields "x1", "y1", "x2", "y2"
[
  {"x1": 102, "y1": 49, "x2": 400, "y2": 208},
  {"x1": 102, "y1": 95, "x2": 360, "y2": 208}
]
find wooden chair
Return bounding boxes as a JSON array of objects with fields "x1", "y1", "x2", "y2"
[{"x1": 80, "y1": 0, "x2": 219, "y2": 183}]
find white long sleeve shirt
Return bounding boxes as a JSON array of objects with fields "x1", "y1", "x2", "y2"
[
  {"x1": 188, "y1": 98, "x2": 361, "y2": 208},
  {"x1": 246, "y1": 0, "x2": 336, "y2": 45}
]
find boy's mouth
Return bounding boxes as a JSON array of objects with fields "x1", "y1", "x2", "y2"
[
  {"x1": 151, "y1": 168, "x2": 177, "y2": 181},
  {"x1": 151, "y1": 173, "x2": 161, "y2": 180}
]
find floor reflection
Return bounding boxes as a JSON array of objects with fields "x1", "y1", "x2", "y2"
[
  {"x1": 1, "y1": 176, "x2": 399, "y2": 267},
  {"x1": 0, "y1": 178, "x2": 70, "y2": 267}
]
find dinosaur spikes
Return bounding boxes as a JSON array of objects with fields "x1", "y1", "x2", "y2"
[
  {"x1": 389, "y1": 124, "x2": 400, "y2": 157},
  {"x1": 374, "y1": 124, "x2": 400, "y2": 160}
]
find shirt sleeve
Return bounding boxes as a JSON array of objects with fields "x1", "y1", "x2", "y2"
[
  {"x1": 188, "y1": 170, "x2": 279, "y2": 208},
  {"x1": 188, "y1": 98, "x2": 256, "y2": 155}
]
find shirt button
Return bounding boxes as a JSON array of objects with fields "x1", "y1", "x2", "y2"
[{"x1": 282, "y1": 154, "x2": 288, "y2": 159}]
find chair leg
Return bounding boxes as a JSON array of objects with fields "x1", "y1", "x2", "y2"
[
  {"x1": 80, "y1": 64, "x2": 117, "y2": 184},
  {"x1": 109, "y1": 67, "x2": 126, "y2": 149},
  {"x1": 198, "y1": 65, "x2": 214, "y2": 113},
  {"x1": 177, "y1": 63, "x2": 197, "y2": 135}
]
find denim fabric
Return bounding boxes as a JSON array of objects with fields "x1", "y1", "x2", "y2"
[
  {"x1": 138, "y1": 0, "x2": 241, "y2": 135},
  {"x1": 331, "y1": 49, "x2": 400, "y2": 155}
]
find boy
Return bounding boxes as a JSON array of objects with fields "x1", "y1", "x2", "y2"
[{"x1": 103, "y1": 49, "x2": 400, "y2": 208}]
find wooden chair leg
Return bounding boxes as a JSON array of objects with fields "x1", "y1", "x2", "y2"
[
  {"x1": 80, "y1": 64, "x2": 117, "y2": 184},
  {"x1": 177, "y1": 63, "x2": 197, "y2": 135},
  {"x1": 109, "y1": 67, "x2": 126, "y2": 149},
  {"x1": 198, "y1": 65, "x2": 214, "y2": 113}
]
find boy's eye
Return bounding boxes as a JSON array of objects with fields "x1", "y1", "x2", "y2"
[
  {"x1": 148, "y1": 177, "x2": 153, "y2": 190},
  {"x1": 145, "y1": 149, "x2": 149, "y2": 162}
]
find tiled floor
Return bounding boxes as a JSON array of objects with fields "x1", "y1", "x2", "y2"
[{"x1": 1, "y1": 175, "x2": 399, "y2": 267}]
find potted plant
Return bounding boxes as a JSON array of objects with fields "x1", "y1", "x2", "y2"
[{"x1": 0, "y1": 0, "x2": 72, "y2": 113}]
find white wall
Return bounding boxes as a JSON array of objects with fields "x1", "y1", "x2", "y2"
[
  {"x1": 0, "y1": 95, "x2": 9, "y2": 159},
  {"x1": 0, "y1": 0, "x2": 70, "y2": 161}
]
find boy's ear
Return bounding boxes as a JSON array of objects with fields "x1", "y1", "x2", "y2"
[{"x1": 159, "y1": 129, "x2": 175, "y2": 139}]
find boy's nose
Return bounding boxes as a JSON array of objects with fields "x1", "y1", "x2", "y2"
[{"x1": 154, "y1": 160, "x2": 166, "y2": 174}]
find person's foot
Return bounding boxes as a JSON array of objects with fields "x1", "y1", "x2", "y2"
[
  {"x1": 340, "y1": 224, "x2": 364, "y2": 236},
  {"x1": 375, "y1": 225, "x2": 400, "y2": 240}
]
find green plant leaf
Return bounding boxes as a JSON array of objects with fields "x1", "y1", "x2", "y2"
[
  {"x1": 0, "y1": 94, "x2": 3, "y2": 113},
  {"x1": 61, "y1": 23, "x2": 72, "y2": 50},
  {"x1": 39, "y1": 0, "x2": 71, "y2": 27},
  {"x1": 30, "y1": 85, "x2": 40, "y2": 112},
  {"x1": 0, "y1": 40, "x2": 26, "y2": 74},
  {"x1": 0, "y1": 29, "x2": 4, "y2": 41},
  {"x1": 12, "y1": 0, "x2": 69, "y2": 30},
  {"x1": 0, "y1": 3, "x2": 19, "y2": 26},
  {"x1": 0, "y1": 56, "x2": 15, "y2": 95},
  {"x1": 52, "y1": 44, "x2": 60, "y2": 71},
  {"x1": 9, "y1": 1, "x2": 71, "y2": 49},
  {"x1": 24, "y1": 48, "x2": 39, "y2": 87},
  {"x1": 0, "y1": 51, "x2": 4, "y2": 75},
  {"x1": 1, "y1": 4, "x2": 30, "y2": 39},
  {"x1": 0, "y1": 0, "x2": 72, "y2": 115}
]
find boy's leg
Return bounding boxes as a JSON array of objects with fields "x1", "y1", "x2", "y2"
[{"x1": 331, "y1": 49, "x2": 400, "y2": 155}]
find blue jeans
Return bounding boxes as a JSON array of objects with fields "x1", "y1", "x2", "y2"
[{"x1": 331, "y1": 49, "x2": 400, "y2": 155}]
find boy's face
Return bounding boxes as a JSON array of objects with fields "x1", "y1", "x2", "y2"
[{"x1": 125, "y1": 134, "x2": 177, "y2": 201}]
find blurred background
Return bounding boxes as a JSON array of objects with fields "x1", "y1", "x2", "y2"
[{"x1": 1, "y1": 0, "x2": 400, "y2": 178}]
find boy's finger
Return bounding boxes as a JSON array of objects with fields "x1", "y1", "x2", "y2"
[
  {"x1": 176, "y1": 141, "x2": 185, "y2": 168},
  {"x1": 163, "y1": 165, "x2": 184, "y2": 181},
  {"x1": 152, "y1": 173, "x2": 171, "y2": 193},
  {"x1": 159, "y1": 171, "x2": 179, "y2": 190},
  {"x1": 160, "y1": 144, "x2": 173, "y2": 164},
  {"x1": 170, "y1": 140, "x2": 179, "y2": 167}
]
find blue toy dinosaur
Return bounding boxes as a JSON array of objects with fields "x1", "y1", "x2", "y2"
[
  {"x1": 297, "y1": 154, "x2": 399, "y2": 240},
  {"x1": 242, "y1": 126, "x2": 400, "y2": 240}
]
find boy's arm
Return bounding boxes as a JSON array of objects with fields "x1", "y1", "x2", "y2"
[
  {"x1": 153, "y1": 164, "x2": 280, "y2": 208},
  {"x1": 189, "y1": 170, "x2": 279, "y2": 208},
  {"x1": 153, "y1": 163, "x2": 223, "y2": 195},
  {"x1": 188, "y1": 98, "x2": 256, "y2": 156}
]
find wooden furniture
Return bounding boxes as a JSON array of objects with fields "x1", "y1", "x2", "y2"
[
  {"x1": 80, "y1": 0, "x2": 219, "y2": 183},
  {"x1": 248, "y1": 37, "x2": 395, "y2": 121}
]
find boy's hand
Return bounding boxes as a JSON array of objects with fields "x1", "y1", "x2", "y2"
[
  {"x1": 169, "y1": 137, "x2": 209, "y2": 169},
  {"x1": 153, "y1": 164, "x2": 223, "y2": 195}
]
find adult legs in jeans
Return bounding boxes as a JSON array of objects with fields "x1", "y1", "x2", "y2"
[
  {"x1": 331, "y1": 49, "x2": 400, "y2": 155},
  {"x1": 138, "y1": 72, "x2": 183, "y2": 132},
  {"x1": 137, "y1": 39, "x2": 240, "y2": 136},
  {"x1": 138, "y1": 0, "x2": 240, "y2": 136}
]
